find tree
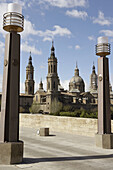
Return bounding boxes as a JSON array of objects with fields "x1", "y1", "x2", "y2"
[
  {"x1": 50, "y1": 98, "x2": 63, "y2": 115},
  {"x1": 29, "y1": 101, "x2": 40, "y2": 114}
]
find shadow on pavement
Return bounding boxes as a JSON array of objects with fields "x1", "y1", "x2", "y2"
[{"x1": 23, "y1": 154, "x2": 113, "y2": 164}]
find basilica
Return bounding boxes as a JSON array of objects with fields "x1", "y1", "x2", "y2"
[
  {"x1": 21, "y1": 41, "x2": 113, "y2": 113},
  {"x1": 1, "y1": 41, "x2": 113, "y2": 113}
]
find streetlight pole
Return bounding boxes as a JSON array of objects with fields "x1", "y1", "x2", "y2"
[
  {"x1": 95, "y1": 37, "x2": 113, "y2": 149},
  {"x1": 0, "y1": 3, "x2": 24, "y2": 164}
]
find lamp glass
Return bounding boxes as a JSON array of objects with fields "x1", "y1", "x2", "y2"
[
  {"x1": 97, "y1": 37, "x2": 108, "y2": 44},
  {"x1": 7, "y1": 3, "x2": 22, "y2": 14}
]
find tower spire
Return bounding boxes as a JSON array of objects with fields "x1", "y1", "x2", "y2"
[
  {"x1": 50, "y1": 40, "x2": 55, "y2": 58},
  {"x1": 29, "y1": 51, "x2": 32, "y2": 64},
  {"x1": 92, "y1": 61, "x2": 95, "y2": 73},
  {"x1": 75, "y1": 62, "x2": 79, "y2": 76}
]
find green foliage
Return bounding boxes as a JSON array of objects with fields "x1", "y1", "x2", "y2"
[
  {"x1": 60, "y1": 112, "x2": 76, "y2": 117},
  {"x1": 63, "y1": 105, "x2": 72, "y2": 112},
  {"x1": 50, "y1": 98, "x2": 63, "y2": 115},
  {"x1": 50, "y1": 108, "x2": 98, "y2": 119},
  {"x1": 19, "y1": 106, "x2": 25, "y2": 113},
  {"x1": 29, "y1": 101, "x2": 40, "y2": 114}
]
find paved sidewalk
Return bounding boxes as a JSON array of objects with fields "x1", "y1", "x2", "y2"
[{"x1": 0, "y1": 127, "x2": 113, "y2": 170}]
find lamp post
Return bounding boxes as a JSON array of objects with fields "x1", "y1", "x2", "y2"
[
  {"x1": 0, "y1": 3, "x2": 24, "y2": 164},
  {"x1": 95, "y1": 37, "x2": 113, "y2": 149}
]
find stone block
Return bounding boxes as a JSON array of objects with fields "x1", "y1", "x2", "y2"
[
  {"x1": 0, "y1": 141, "x2": 23, "y2": 164},
  {"x1": 40, "y1": 128, "x2": 49, "y2": 136},
  {"x1": 95, "y1": 133, "x2": 113, "y2": 149}
]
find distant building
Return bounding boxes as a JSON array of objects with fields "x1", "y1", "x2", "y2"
[
  {"x1": 25, "y1": 52, "x2": 35, "y2": 95},
  {"x1": 0, "y1": 42, "x2": 113, "y2": 113}
]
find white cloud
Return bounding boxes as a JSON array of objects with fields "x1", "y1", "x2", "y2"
[
  {"x1": 66, "y1": 9, "x2": 88, "y2": 20},
  {"x1": 75, "y1": 45, "x2": 80, "y2": 50},
  {"x1": 38, "y1": 25, "x2": 72, "y2": 41},
  {"x1": 100, "y1": 30, "x2": 113, "y2": 37},
  {"x1": 20, "y1": 82, "x2": 25, "y2": 93},
  {"x1": 60, "y1": 80, "x2": 69, "y2": 90},
  {"x1": 22, "y1": 19, "x2": 71, "y2": 41},
  {"x1": 39, "y1": 0, "x2": 88, "y2": 8},
  {"x1": 88, "y1": 35, "x2": 95, "y2": 41},
  {"x1": 21, "y1": 41, "x2": 42, "y2": 55},
  {"x1": 43, "y1": 37, "x2": 52, "y2": 42},
  {"x1": 92, "y1": 11, "x2": 112, "y2": 26},
  {"x1": 21, "y1": 19, "x2": 38, "y2": 39}
]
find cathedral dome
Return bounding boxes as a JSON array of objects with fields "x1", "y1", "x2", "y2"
[
  {"x1": 69, "y1": 64, "x2": 85, "y2": 93},
  {"x1": 70, "y1": 76, "x2": 84, "y2": 84}
]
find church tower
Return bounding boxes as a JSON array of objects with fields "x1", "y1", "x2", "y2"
[
  {"x1": 90, "y1": 62, "x2": 98, "y2": 92},
  {"x1": 25, "y1": 52, "x2": 35, "y2": 95},
  {"x1": 46, "y1": 41, "x2": 59, "y2": 110}
]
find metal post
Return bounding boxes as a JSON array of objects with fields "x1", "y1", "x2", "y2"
[
  {"x1": 98, "y1": 56, "x2": 111, "y2": 134},
  {"x1": 0, "y1": 32, "x2": 20, "y2": 142}
]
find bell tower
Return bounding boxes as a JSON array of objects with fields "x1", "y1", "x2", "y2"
[
  {"x1": 46, "y1": 41, "x2": 59, "y2": 111},
  {"x1": 90, "y1": 62, "x2": 98, "y2": 92},
  {"x1": 47, "y1": 41, "x2": 59, "y2": 93},
  {"x1": 25, "y1": 52, "x2": 35, "y2": 95}
]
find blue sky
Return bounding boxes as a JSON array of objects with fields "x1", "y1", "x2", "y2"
[{"x1": 0, "y1": 0, "x2": 113, "y2": 93}]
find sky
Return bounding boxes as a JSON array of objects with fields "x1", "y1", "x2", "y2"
[{"x1": 0, "y1": 0, "x2": 113, "y2": 93}]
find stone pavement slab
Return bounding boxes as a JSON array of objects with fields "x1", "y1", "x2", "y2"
[{"x1": 0, "y1": 127, "x2": 113, "y2": 170}]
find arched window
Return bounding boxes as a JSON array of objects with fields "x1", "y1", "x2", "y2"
[
  {"x1": 51, "y1": 65, "x2": 52, "y2": 73},
  {"x1": 54, "y1": 65, "x2": 55, "y2": 73}
]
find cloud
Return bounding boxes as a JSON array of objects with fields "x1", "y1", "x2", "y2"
[
  {"x1": 100, "y1": 30, "x2": 113, "y2": 37},
  {"x1": 37, "y1": 25, "x2": 71, "y2": 40},
  {"x1": 21, "y1": 41, "x2": 42, "y2": 55},
  {"x1": 22, "y1": 19, "x2": 71, "y2": 41},
  {"x1": 75, "y1": 45, "x2": 80, "y2": 50},
  {"x1": 43, "y1": 37, "x2": 52, "y2": 42},
  {"x1": 88, "y1": 35, "x2": 95, "y2": 41},
  {"x1": 20, "y1": 82, "x2": 25, "y2": 93},
  {"x1": 92, "y1": 11, "x2": 112, "y2": 26},
  {"x1": 39, "y1": 0, "x2": 88, "y2": 8},
  {"x1": 21, "y1": 19, "x2": 38, "y2": 39},
  {"x1": 60, "y1": 80, "x2": 69, "y2": 90},
  {"x1": 66, "y1": 9, "x2": 88, "y2": 20}
]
